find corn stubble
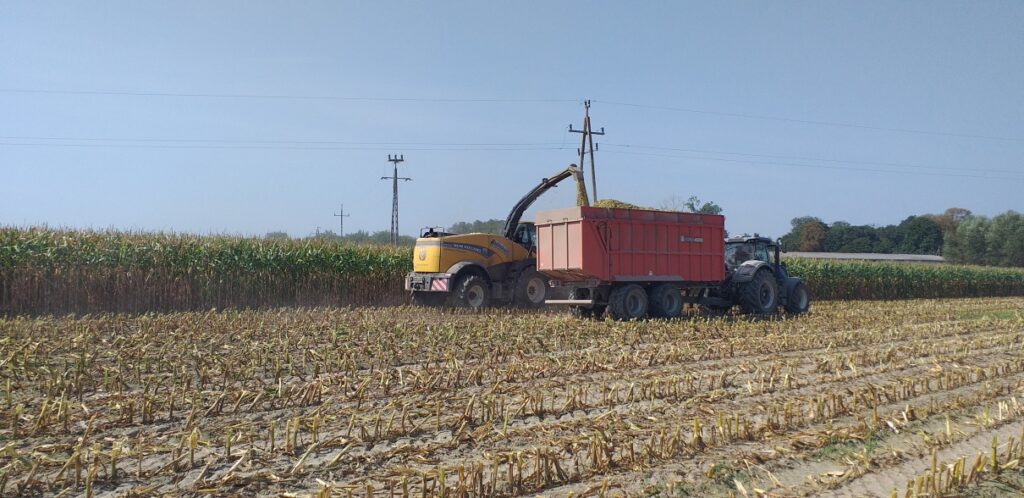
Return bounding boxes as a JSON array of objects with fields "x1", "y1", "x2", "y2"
[{"x1": 1, "y1": 298, "x2": 1023, "y2": 496}]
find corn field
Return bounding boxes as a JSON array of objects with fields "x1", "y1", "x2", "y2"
[
  {"x1": 0, "y1": 228, "x2": 411, "y2": 315},
  {"x1": 4, "y1": 228, "x2": 1024, "y2": 316},
  {"x1": 785, "y1": 258, "x2": 1024, "y2": 301},
  {"x1": 1, "y1": 299, "x2": 1023, "y2": 496}
]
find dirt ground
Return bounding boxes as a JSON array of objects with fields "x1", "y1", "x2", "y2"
[{"x1": 1, "y1": 298, "x2": 1022, "y2": 497}]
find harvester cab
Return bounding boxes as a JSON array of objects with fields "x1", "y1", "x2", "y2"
[
  {"x1": 724, "y1": 235, "x2": 809, "y2": 315},
  {"x1": 511, "y1": 222, "x2": 537, "y2": 253}
]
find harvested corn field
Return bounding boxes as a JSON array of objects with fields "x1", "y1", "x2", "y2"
[{"x1": 2, "y1": 299, "x2": 1024, "y2": 497}]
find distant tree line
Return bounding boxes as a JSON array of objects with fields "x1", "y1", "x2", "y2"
[
  {"x1": 781, "y1": 208, "x2": 1024, "y2": 267},
  {"x1": 265, "y1": 230, "x2": 416, "y2": 246},
  {"x1": 448, "y1": 219, "x2": 505, "y2": 234},
  {"x1": 262, "y1": 204, "x2": 1023, "y2": 267},
  {"x1": 944, "y1": 211, "x2": 1024, "y2": 267}
]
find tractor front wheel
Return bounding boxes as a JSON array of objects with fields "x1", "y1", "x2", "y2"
[{"x1": 784, "y1": 281, "x2": 810, "y2": 314}]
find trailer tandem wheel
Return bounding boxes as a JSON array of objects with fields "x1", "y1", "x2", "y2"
[
  {"x1": 607, "y1": 284, "x2": 648, "y2": 320},
  {"x1": 648, "y1": 283, "x2": 683, "y2": 318}
]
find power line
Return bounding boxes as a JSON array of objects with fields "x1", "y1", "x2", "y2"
[
  {"x1": 602, "y1": 148, "x2": 1024, "y2": 182},
  {"x1": 4, "y1": 87, "x2": 1017, "y2": 142},
  {"x1": 4, "y1": 139, "x2": 1020, "y2": 180},
  {"x1": 594, "y1": 100, "x2": 1024, "y2": 143},
  {"x1": 602, "y1": 143, "x2": 1023, "y2": 176},
  {"x1": 0, "y1": 142, "x2": 571, "y2": 152},
  {"x1": 3, "y1": 133, "x2": 1016, "y2": 175},
  {"x1": 0, "y1": 135, "x2": 564, "y2": 146},
  {"x1": 0, "y1": 88, "x2": 578, "y2": 104}
]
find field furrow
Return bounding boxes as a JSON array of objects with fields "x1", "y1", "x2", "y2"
[{"x1": 0, "y1": 297, "x2": 1021, "y2": 497}]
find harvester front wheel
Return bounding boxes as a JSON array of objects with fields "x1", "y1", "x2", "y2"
[
  {"x1": 607, "y1": 284, "x2": 648, "y2": 320},
  {"x1": 739, "y1": 270, "x2": 779, "y2": 315},
  {"x1": 450, "y1": 275, "x2": 490, "y2": 309}
]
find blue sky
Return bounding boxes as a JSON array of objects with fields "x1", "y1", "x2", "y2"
[{"x1": 2, "y1": 1, "x2": 1022, "y2": 238}]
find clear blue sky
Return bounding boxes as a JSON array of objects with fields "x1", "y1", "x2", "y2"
[{"x1": 2, "y1": 1, "x2": 1022, "y2": 238}]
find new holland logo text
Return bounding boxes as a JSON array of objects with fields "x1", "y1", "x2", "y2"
[
  {"x1": 441, "y1": 242, "x2": 494, "y2": 258},
  {"x1": 489, "y1": 239, "x2": 510, "y2": 257}
]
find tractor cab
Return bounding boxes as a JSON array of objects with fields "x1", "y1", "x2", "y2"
[
  {"x1": 724, "y1": 235, "x2": 780, "y2": 271},
  {"x1": 722, "y1": 235, "x2": 809, "y2": 315}
]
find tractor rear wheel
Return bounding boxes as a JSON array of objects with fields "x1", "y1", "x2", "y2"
[
  {"x1": 607, "y1": 284, "x2": 648, "y2": 320},
  {"x1": 648, "y1": 284, "x2": 683, "y2": 318},
  {"x1": 739, "y1": 270, "x2": 779, "y2": 315},
  {"x1": 784, "y1": 281, "x2": 810, "y2": 314}
]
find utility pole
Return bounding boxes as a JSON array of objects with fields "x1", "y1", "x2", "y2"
[
  {"x1": 569, "y1": 100, "x2": 605, "y2": 201},
  {"x1": 333, "y1": 204, "x2": 350, "y2": 237},
  {"x1": 381, "y1": 154, "x2": 411, "y2": 245}
]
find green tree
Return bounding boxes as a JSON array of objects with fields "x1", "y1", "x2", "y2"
[
  {"x1": 927, "y1": 207, "x2": 972, "y2": 236},
  {"x1": 824, "y1": 222, "x2": 879, "y2": 253},
  {"x1": 264, "y1": 231, "x2": 290, "y2": 240},
  {"x1": 895, "y1": 216, "x2": 943, "y2": 254},
  {"x1": 986, "y1": 211, "x2": 1024, "y2": 267},
  {"x1": 874, "y1": 225, "x2": 901, "y2": 253},
  {"x1": 781, "y1": 216, "x2": 828, "y2": 252},
  {"x1": 949, "y1": 216, "x2": 992, "y2": 265},
  {"x1": 683, "y1": 196, "x2": 723, "y2": 215}
]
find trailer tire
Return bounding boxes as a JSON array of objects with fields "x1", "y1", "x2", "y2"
[
  {"x1": 607, "y1": 284, "x2": 648, "y2": 320},
  {"x1": 449, "y1": 274, "x2": 490, "y2": 309},
  {"x1": 648, "y1": 284, "x2": 683, "y2": 318},
  {"x1": 739, "y1": 270, "x2": 779, "y2": 315},
  {"x1": 514, "y1": 269, "x2": 548, "y2": 308},
  {"x1": 784, "y1": 281, "x2": 810, "y2": 314}
]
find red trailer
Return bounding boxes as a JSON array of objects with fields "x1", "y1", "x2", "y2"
[{"x1": 536, "y1": 206, "x2": 810, "y2": 319}]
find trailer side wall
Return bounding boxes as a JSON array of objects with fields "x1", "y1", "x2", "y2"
[{"x1": 536, "y1": 207, "x2": 725, "y2": 284}]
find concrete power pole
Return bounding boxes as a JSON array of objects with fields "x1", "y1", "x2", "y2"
[
  {"x1": 333, "y1": 204, "x2": 350, "y2": 237},
  {"x1": 381, "y1": 155, "x2": 411, "y2": 244},
  {"x1": 569, "y1": 100, "x2": 605, "y2": 201}
]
